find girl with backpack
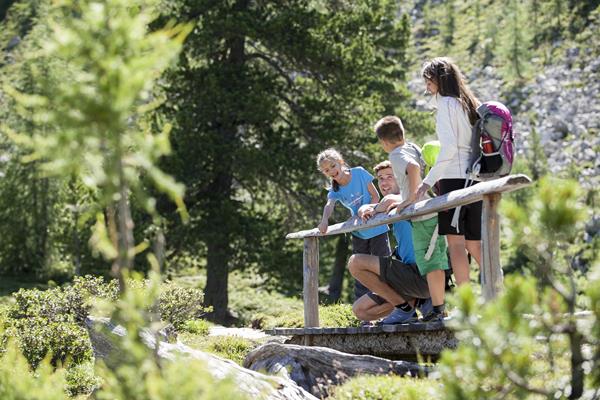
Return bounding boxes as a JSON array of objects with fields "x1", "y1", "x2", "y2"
[{"x1": 416, "y1": 57, "x2": 482, "y2": 287}]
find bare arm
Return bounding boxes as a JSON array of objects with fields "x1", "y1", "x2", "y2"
[
  {"x1": 387, "y1": 163, "x2": 422, "y2": 212},
  {"x1": 318, "y1": 198, "x2": 336, "y2": 233}
]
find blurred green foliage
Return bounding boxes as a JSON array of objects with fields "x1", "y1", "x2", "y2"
[
  {"x1": 332, "y1": 375, "x2": 442, "y2": 400},
  {"x1": 437, "y1": 177, "x2": 598, "y2": 399}
]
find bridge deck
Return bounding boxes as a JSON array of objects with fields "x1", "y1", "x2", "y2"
[{"x1": 267, "y1": 321, "x2": 457, "y2": 360}]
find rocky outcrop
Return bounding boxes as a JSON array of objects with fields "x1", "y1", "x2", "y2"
[
  {"x1": 85, "y1": 316, "x2": 317, "y2": 400},
  {"x1": 244, "y1": 342, "x2": 430, "y2": 399}
]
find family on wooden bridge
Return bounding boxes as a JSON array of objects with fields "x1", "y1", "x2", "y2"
[{"x1": 287, "y1": 57, "x2": 531, "y2": 330}]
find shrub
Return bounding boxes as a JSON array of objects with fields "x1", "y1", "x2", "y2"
[
  {"x1": 332, "y1": 375, "x2": 442, "y2": 400},
  {"x1": 182, "y1": 319, "x2": 212, "y2": 335},
  {"x1": 0, "y1": 341, "x2": 68, "y2": 400},
  {"x1": 3, "y1": 317, "x2": 93, "y2": 368},
  {"x1": 158, "y1": 284, "x2": 208, "y2": 330},
  {"x1": 320, "y1": 303, "x2": 361, "y2": 327},
  {"x1": 206, "y1": 335, "x2": 254, "y2": 365},
  {"x1": 65, "y1": 361, "x2": 102, "y2": 397}
]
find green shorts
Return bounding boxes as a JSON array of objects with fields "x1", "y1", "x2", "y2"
[{"x1": 412, "y1": 216, "x2": 448, "y2": 276}]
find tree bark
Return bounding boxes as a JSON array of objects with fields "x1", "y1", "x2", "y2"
[{"x1": 203, "y1": 0, "x2": 248, "y2": 324}]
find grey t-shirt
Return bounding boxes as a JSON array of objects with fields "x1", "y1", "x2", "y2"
[
  {"x1": 389, "y1": 142, "x2": 434, "y2": 220},
  {"x1": 389, "y1": 142, "x2": 425, "y2": 202}
]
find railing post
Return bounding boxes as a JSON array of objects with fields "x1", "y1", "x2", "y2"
[
  {"x1": 303, "y1": 237, "x2": 319, "y2": 328},
  {"x1": 481, "y1": 193, "x2": 503, "y2": 301}
]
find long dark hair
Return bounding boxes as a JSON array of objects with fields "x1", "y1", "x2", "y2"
[{"x1": 422, "y1": 57, "x2": 480, "y2": 125}]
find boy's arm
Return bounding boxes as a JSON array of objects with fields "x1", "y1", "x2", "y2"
[
  {"x1": 318, "y1": 199, "x2": 336, "y2": 233},
  {"x1": 387, "y1": 163, "x2": 421, "y2": 212}
]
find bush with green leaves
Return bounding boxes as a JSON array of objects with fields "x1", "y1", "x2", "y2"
[
  {"x1": 332, "y1": 375, "x2": 442, "y2": 400},
  {"x1": 437, "y1": 177, "x2": 598, "y2": 399},
  {"x1": 182, "y1": 319, "x2": 212, "y2": 335},
  {"x1": 158, "y1": 284, "x2": 208, "y2": 330},
  {"x1": 65, "y1": 361, "x2": 102, "y2": 397},
  {"x1": 206, "y1": 335, "x2": 255, "y2": 366},
  {"x1": 0, "y1": 341, "x2": 68, "y2": 400},
  {"x1": 3, "y1": 317, "x2": 93, "y2": 369}
]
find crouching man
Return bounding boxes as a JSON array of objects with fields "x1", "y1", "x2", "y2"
[{"x1": 350, "y1": 161, "x2": 432, "y2": 324}]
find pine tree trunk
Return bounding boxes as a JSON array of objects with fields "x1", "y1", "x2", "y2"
[{"x1": 203, "y1": 0, "x2": 247, "y2": 325}]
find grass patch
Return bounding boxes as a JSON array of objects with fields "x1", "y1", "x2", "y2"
[
  {"x1": 331, "y1": 375, "x2": 442, "y2": 400},
  {"x1": 178, "y1": 333, "x2": 256, "y2": 366}
]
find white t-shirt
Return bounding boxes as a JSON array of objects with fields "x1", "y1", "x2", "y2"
[{"x1": 423, "y1": 95, "x2": 476, "y2": 186}]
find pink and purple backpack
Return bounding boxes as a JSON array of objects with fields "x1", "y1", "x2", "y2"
[{"x1": 468, "y1": 101, "x2": 515, "y2": 180}]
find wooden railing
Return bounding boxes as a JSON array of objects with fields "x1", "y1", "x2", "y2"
[{"x1": 286, "y1": 174, "x2": 532, "y2": 328}]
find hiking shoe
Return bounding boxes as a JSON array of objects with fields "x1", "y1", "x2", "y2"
[
  {"x1": 421, "y1": 309, "x2": 447, "y2": 323},
  {"x1": 380, "y1": 307, "x2": 418, "y2": 325},
  {"x1": 417, "y1": 298, "x2": 433, "y2": 318}
]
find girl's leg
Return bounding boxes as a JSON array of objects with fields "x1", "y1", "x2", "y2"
[
  {"x1": 426, "y1": 269, "x2": 446, "y2": 306},
  {"x1": 465, "y1": 239, "x2": 482, "y2": 267},
  {"x1": 447, "y1": 234, "x2": 470, "y2": 286}
]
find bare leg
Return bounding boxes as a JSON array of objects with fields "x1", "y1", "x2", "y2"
[
  {"x1": 426, "y1": 269, "x2": 446, "y2": 306},
  {"x1": 466, "y1": 239, "x2": 482, "y2": 267},
  {"x1": 352, "y1": 295, "x2": 393, "y2": 321},
  {"x1": 447, "y1": 234, "x2": 470, "y2": 286},
  {"x1": 348, "y1": 254, "x2": 406, "y2": 305}
]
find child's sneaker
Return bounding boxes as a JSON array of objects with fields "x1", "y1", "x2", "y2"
[
  {"x1": 379, "y1": 307, "x2": 418, "y2": 325},
  {"x1": 421, "y1": 309, "x2": 448, "y2": 323},
  {"x1": 417, "y1": 298, "x2": 433, "y2": 318}
]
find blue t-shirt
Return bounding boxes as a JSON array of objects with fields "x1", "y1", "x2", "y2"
[
  {"x1": 327, "y1": 167, "x2": 389, "y2": 239},
  {"x1": 392, "y1": 220, "x2": 416, "y2": 265}
]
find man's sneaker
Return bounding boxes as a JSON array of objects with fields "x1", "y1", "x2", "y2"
[
  {"x1": 360, "y1": 320, "x2": 374, "y2": 327},
  {"x1": 379, "y1": 307, "x2": 418, "y2": 325},
  {"x1": 417, "y1": 298, "x2": 433, "y2": 318},
  {"x1": 421, "y1": 309, "x2": 447, "y2": 323}
]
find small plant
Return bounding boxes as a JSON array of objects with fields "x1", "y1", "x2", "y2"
[
  {"x1": 207, "y1": 335, "x2": 254, "y2": 366},
  {"x1": 182, "y1": 319, "x2": 212, "y2": 336},
  {"x1": 65, "y1": 361, "x2": 102, "y2": 397},
  {"x1": 332, "y1": 375, "x2": 442, "y2": 400},
  {"x1": 2, "y1": 317, "x2": 93, "y2": 368},
  {"x1": 158, "y1": 284, "x2": 208, "y2": 330},
  {"x1": 320, "y1": 303, "x2": 361, "y2": 327}
]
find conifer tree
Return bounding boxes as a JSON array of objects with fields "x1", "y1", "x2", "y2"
[{"x1": 158, "y1": 0, "x2": 411, "y2": 322}]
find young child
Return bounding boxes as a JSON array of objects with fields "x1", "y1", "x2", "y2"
[
  {"x1": 416, "y1": 57, "x2": 482, "y2": 287},
  {"x1": 317, "y1": 148, "x2": 391, "y2": 301},
  {"x1": 374, "y1": 116, "x2": 448, "y2": 322}
]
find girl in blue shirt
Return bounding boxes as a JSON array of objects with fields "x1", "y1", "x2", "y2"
[{"x1": 317, "y1": 148, "x2": 391, "y2": 301}]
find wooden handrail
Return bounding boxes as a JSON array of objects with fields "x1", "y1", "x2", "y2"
[
  {"x1": 289, "y1": 174, "x2": 532, "y2": 328},
  {"x1": 287, "y1": 174, "x2": 532, "y2": 239}
]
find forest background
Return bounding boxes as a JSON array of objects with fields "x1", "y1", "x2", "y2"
[{"x1": 0, "y1": 0, "x2": 598, "y2": 398}]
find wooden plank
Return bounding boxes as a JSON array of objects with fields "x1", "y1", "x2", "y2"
[
  {"x1": 481, "y1": 193, "x2": 503, "y2": 301},
  {"x1": 287, "y1": 174, "x2": 531, "y2": 240},
  {"x1": 267, "y1": 321, "x2": 447, "y2": 336},
  {"x1": 303, "y1": 237, "x2": 319, "y2": 328}
]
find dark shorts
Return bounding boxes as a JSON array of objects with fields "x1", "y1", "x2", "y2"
[
  {"x1": 378, "y1": 256, "x2": 430, "y2": 303},
  {"x1": 352, "y1": 233, "x2": 391, "y2": 300},
  {"x1": 437, "y1": 178, "x2": 482, "y2": 240}
]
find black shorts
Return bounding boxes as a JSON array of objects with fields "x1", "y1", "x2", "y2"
[
  {"x1": 378, "y1": 256, "x2": 430, "y2": 303},
  {"x1": 352, "y1": 233, "x2": 391, "y2": 300},
  {"x1": 437, "y1": 179, "x2": 482, "y2": 240}
]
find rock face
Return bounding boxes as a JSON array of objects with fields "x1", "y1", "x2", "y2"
[
  {"x1": 244, "y1": 342, "x2": 430, "y2": 399},
  {"x1": 85, "y1": 316, "x2": 317, "y2": 400}
]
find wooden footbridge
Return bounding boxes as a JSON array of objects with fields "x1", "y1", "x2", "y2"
[{"x1": 268, "y1": 174, "x2": 532, "y2": 359}]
